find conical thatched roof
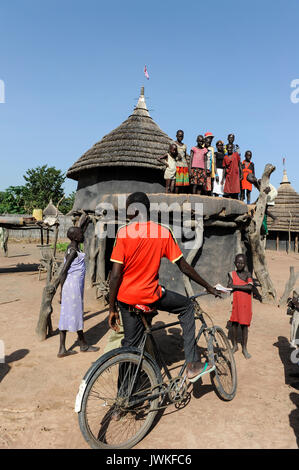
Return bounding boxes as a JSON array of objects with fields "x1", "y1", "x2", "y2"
[
  {"x1": 268, "y1": 170, "x2": 299, "y2": 232},
  {"x1": 43, "y1": 199, "x2": 63, "y2": 216},
  {"x1": 67, "y1": 87, "x2": 173, "y2": 181}
]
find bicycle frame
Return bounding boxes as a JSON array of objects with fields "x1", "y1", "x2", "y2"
[{"x1": 135, "y1": 304, "x2": 216, "y2": 386}]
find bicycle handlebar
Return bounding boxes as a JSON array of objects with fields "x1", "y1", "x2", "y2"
[{"x1": 189, "y1": 292, "x2": 210, "y2": 300}]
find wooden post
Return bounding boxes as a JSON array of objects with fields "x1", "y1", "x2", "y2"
[
  {"x1": 295, "y1": 233, "x2": 298, "y2": 253},
  {"x1": 248, "y1": 163, "x2": 277, "y2": 303},
  {"x1": 3, "y1": 228, "x2": 8, "y2": 257},
  {"x1": 276, "y1": 232, "x2": 279, "y2": 251},
  {"x1": 35, "y1": 263, "x2": 63, "y2": 341},
  {"x1": 182, "y1": 218, "x2": 204, "y2": 297}
]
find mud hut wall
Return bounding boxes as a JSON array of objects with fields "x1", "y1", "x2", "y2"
[
  {"x1": 159, "y1": 227, "x2": 242, "y2": 295},
  {"x1": 73, "y1": 168, "x2": 165, "y2": 212},
  {"x1": 83, "y1": 220, "x2": 244, "y2": 295}
]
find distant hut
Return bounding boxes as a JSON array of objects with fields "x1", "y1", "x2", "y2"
[
  {"x1": 67, "y1": 88, "x2": 250, "y2": 296},
  {"x1": 266, "y1": 170, "x2": 299, "y2": 252},
  {"x1": 43, "y1": 199, "x2": 63, "y2": 217}
]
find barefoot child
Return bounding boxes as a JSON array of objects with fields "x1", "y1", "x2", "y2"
[
  {"x1": 228, "y1": 254, "x2": 253, "y2": 359},
  {"x1": 175, "y1": 129, "x2": 189, "y2": 193},
  {"x1": 189, "y1": 135, "x2": 208, "y2": 194},
  {"x1": 158, "y1": 143, "x2": 177, "y2": 193},
  {"x1": 241, "y1": 150, "x2": 255, "y2": 204},
  {"x1": 57, "y1": 226, "x2": 99, "y2": 357}
]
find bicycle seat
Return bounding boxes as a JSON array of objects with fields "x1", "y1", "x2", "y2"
[{"x1": 134, "y1": 304, "x2": 158, "y2": 315}]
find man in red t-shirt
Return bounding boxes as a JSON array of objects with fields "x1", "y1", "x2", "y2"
[{"x1": 109, "y1": 192, "x2": 220, "y2": 383}]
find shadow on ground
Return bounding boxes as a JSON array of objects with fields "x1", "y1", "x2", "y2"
[
  {"x1": 68, "y1": 310, "x2": 110, "y2": 351},
  {"x1": 273, "y1": 336, "x2": 299, "y2": 448},
  {"x1": 0, "y1": 349, "x2": 30, "y2": 383},
  {"x1": 0, "y1": 263, "x2": 39, "y2": 273}
]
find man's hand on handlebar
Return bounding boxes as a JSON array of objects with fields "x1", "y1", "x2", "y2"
[{"x1": 108, "y1": 307, "x2": 121, "y2": 332}]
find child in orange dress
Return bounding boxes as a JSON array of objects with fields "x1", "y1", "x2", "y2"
[
  {"x1": 228, "y1": 254, "x2": 253, "y2": 359},
  {"x1": 241, "y1": 150, "x2": 255, "y2": 204}
]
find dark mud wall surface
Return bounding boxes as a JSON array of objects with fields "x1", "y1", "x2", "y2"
[{"x1": 83, "y1": 223, "x2": 245, "y2": 297}]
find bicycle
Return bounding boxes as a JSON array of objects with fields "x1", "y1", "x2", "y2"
[{"x1": 75, "y1": 292, "x2": 237, "y2": 449}]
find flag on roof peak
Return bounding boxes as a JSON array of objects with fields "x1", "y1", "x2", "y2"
[{"x1": 144, "y1": 65, "x2": 149, "y2": 80}]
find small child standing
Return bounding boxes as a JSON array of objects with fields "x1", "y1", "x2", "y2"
[
  {"x1": 158, "y1": 143, "x2": 178, "y2": 193},
  {"x1": 228, "y1": 254, "x2": 253, "y2": 359},
  {"x1": 189, "y1": 135, "x2": 208, "y2": 194},
  {"x1": 57, "y1": 226, "x2": 99, "y2": 357},
  {"x1": 241, "y1": 150, "x2": 255, "y2": 204},
  {"x1": 175, "y1": 129, "x2": 189, "y2": 193}
]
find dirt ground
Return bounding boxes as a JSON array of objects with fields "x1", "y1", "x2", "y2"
[{"x1": 0, "y1": 243, "x2": 299, "y2": 449}]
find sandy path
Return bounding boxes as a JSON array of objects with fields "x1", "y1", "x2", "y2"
[{"x1": 0, "y1": 244, "x2": 299, "y2": 449}]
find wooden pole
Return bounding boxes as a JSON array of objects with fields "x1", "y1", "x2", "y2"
[
  {"x1": 295, "y1": 233, "x2": 298, "y2": 253},
  {"x1": 248, "y1": 163, "x2": 277, "y2": 303},
  {"x1": 276, "y1": 232, "x2": 279, "y2": 251}
]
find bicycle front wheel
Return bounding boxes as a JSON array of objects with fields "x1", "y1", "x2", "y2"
[
  {"x1": 78, "y1": 352, "x2": 160, "y2": 449},
  {"x1": 209, "y1": 326, "x2": 237, "y2": 401}
]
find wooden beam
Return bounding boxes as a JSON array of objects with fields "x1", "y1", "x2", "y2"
[{"x1": 248, "y1": 163, "x2": 277, "y2": 303}]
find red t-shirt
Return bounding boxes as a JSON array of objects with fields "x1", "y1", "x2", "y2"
[{"x1": 110, "y1": 221, "x2": 183, "y2": 305}]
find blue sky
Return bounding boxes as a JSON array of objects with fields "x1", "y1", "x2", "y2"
[{"x1": 0, "y1": 0, "x2": 298, "y2": 199}]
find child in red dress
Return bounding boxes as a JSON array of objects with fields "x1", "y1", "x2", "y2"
[
  {"x1": 241, "y1": 150, "x2": 255, "y2": 204},
  {"x1": 228, "y1": 254, "x2": 253, "y2": 359}
]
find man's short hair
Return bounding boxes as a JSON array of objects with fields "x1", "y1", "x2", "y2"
[{"x1": 126, "y1": 192, "x2": 150, "y2": 213}]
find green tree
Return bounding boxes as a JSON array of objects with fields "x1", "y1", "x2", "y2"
[
  {"x1": 0, "y1": 186, "x2": 26, "y2": 214},
  {"x1": 23, "y1": 165, "x2": 66, "y2": 212},
  {"x1": 59, "y1": 191, "x2": 76, "y2": 214}
]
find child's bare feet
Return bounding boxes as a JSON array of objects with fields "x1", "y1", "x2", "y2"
[
  {"x1": 242, "y1": 348, "x2": 251, "y2": 359},
  {"x1": 57, "y1": 350, "x2": 77, "y2": 358}
]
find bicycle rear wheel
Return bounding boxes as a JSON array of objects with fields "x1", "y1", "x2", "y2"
[
  {"x1": 209, "y1": 326, "x2": 237, "y2": 401},
  {"x1": 78, "y1": 352, "x2": 160, "y2": 449}
]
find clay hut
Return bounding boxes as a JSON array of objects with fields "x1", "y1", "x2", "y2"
[
  {"x1": 67, "y1": 88, "x2": 250, "y2": 297},
  {"x1": 266, "y1": 170, "x2": 299, "y2": 252}
]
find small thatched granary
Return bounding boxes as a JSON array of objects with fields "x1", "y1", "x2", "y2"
[
  {"x1": 266, "y1": 170, "x2": 299, "y2": 252},
  {"x1": 67, "y1": 88, "x2": 250, "y2": 296},
  {"x1": 43, "y1": 199, "x2": 63, "y2": 217}
]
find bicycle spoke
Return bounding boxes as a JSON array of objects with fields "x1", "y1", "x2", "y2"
[{"x1": 83, "y1": 356, "x2": 158, "y2": 447}]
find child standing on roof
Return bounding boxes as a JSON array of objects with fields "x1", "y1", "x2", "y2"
[
  {"x1": 189, "y1": 135, "x2": 208, "y2": 194},
  {"x1": 228, "y1": 254, "x2": 254, "y2": 359},
  {"x1": 158, "y1": 143, "x2": 178, "y2": 193},
  {"x1": 241, "y1": 151, "x2": 255, "y2": 204},
  {"x1": 175, "y1": 130, "x2": 189, "y2": 193}
]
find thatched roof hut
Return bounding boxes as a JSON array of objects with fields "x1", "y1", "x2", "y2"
[
  {"x1": 267, "y1": 170, "x2": 299, "y2": 252},
  {"x1": 67, "y1": 87, "x2": 172, "y2": 179},
  {"x1": 67, "y1": 87, "x2": 251, "y2": 294},
  {"x1": 43, "y1": 199, "x2": 63, "y2": 217}
]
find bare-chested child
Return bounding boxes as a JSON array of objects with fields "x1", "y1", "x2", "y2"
[{"x1": 158, "y1": 143, "x2": 178, "y2": 193}]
